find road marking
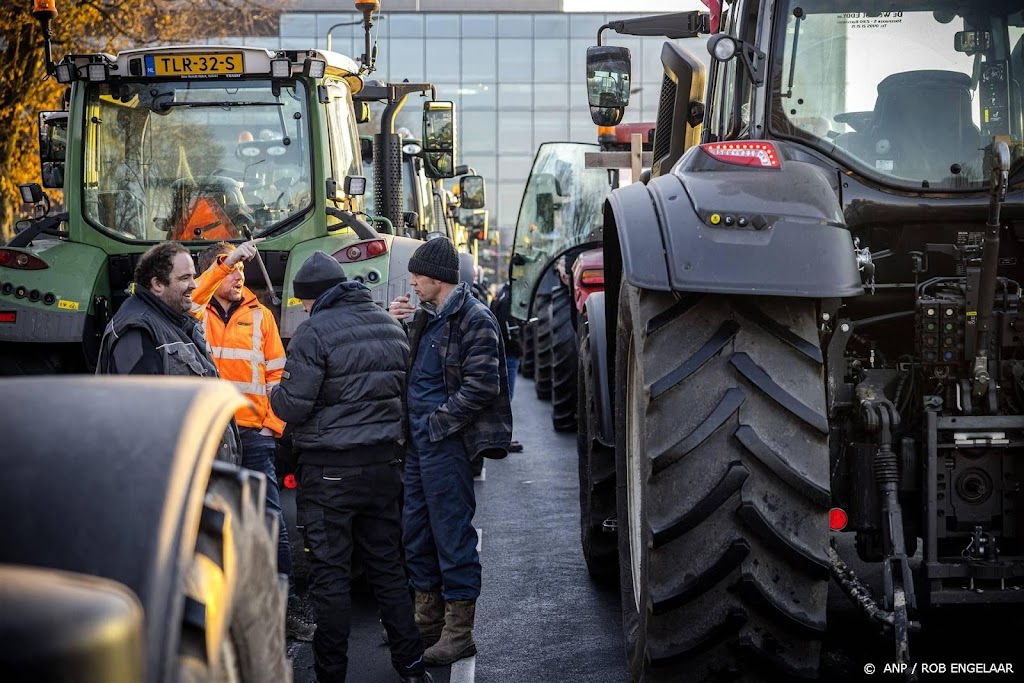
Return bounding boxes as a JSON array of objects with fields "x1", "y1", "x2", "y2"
[
  {"x1": 476, "y1": 528, "x2": 482, "y2": 552},
  {"x1": 450, "y1": 655, "x2": 476, "y2": 683}
]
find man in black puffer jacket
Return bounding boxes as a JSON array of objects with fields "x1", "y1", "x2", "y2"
[{"x1": 270, "y1": 251, "x2": 430, "y2": 683}]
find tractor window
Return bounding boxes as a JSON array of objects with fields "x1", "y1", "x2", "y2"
[
  {"x1": 773, "y1": 2, "x2": 1024, "y2": 191},
  {"x1": 325, "y1": 80, "x2": 363, "y2": 212},
  {"x1": 82, "y1": 79, "x2": 312, "y2": 242},
  {"x1": 708, "y1": 0, "x2": 753, "y2": 141},
  {"x1": 509, "y1": 142, "x2": 611, "y2": 320}
]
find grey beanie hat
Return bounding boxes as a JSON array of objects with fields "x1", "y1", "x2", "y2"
[
  {"x1": 293, "y1": 251, "x2": 347, "y2": 299},
  {"x1": 408, "y1": 237, "x2": 459, "y2": 284}
]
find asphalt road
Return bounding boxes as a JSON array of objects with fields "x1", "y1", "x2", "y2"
[{"x1": 287, "y1": 373, "x2": 1021, "y2": 682}]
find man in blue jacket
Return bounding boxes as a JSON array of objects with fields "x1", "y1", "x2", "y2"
[
  {"x1": 389, "y1": 237, "x2": 513, "y2": 667},
  {"x1": 270, "y1": 252, "x2": 430, "y2": 683}
]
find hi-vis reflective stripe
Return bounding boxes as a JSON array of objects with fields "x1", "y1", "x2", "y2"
[
  {"x1": 209, "y1": 346, "x2": 262, "y2": 361},
  {"x1": 231, "y1": 380, "x2": 266, "y2": 396},
  {"x1": 251, "y1": 309, "x2": 264, "y2": 388},
  {"x1": 266, "y1": 357, "x2": 286, "y2": 371}
]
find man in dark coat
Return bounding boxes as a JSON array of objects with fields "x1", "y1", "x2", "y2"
[
  {"x1": 96, "y1": 241, "x2": 241, "y2": 464},
  {"x1": 270, "y1": 251, "x2": 430, "y2": 683},
  {"x1": 388, "y1": 237, "x2": 513, "y2": 667}
]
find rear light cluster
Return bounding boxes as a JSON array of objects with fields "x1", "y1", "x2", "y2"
[
  {"x1": 335, "y1": 239, "x2": 388, "y2": 264},
  {"x1": 0, "y1": 248, "x2": 48, "y2": 270},
  {"x1": 0, "y1": 282, "x2": 57, "y2": 305},
  {"x1": 579, "y1": 268, "x2": 604, "y2": 286},
  {"x1": 700, "y1": 141, "x2": 781, "y2": 169}
]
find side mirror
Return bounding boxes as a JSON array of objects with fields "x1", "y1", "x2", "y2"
[
  {"x1": 954, "y1": 30, "x2": 991, "y2": 54},
  {"x1": 422, "y1": 100, "x2": 456, "y2": 179},
  {"x1": 459, "y1": 175, "x2": 486, "y2": 210},
  {"x1": 586, "y1": 46, "x2": 631, "y2": 127},
  {"x1": 360, "y1": 137, "x2": 374, "y2": 162},
  {"x1": 38, "y1": 111, "x2": 68, "y2": 189}
]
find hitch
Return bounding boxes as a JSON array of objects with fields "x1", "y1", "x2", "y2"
[{"x1": 970, "y1": 141, "x2": 1011, "y2": 398}]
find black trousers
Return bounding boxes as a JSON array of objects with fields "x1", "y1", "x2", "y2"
[{"x1": 298, "y1": 461, "x2": 424, "y2": 683}]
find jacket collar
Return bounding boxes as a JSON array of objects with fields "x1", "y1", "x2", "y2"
[
  {"x1": 421, "y1": 282, "x2": 469, "y2": 320},
  {"x1": 135, "y1": 286, "x2": 194, "y2": 331},
  {"x1": 311, "y1": 280, "x2": 372, "y2": 315}
]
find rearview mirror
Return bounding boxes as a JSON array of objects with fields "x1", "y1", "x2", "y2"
[
  {"x1": 38, "y1": 111, "x2": 68, "y2": 189},
  {"x1": 459, "y1": 175, "x2": 486, "y2": 210},
  {"x1": 422, "y1": 100, "x2": 456, "y2": 179},
  {"x1": 586, "y1": 46, "x2": 631, "y2": 126},
  {"x1": 954, "y1": 30, "x2": 990, "y2": 54}
]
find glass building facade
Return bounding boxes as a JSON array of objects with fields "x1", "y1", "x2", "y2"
[{"x1": 224, "y1": 11, "x2": 709, "y2": 237}]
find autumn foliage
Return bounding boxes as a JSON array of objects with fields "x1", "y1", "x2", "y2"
[{"x1": 0, "y1": 0, "x2": 285, "y2": 240}]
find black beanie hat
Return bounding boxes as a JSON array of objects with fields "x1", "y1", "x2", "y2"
[
  {"x1": 408, "y1": 237, "x2": 460, "y2": 284},
  {"x1": 294, "y1": 251, "x2": 347, "y2": 300}
]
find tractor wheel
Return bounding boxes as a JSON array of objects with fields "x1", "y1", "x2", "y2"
[
  {"x1": 533, "y1": 288, "x2": 553, "y2": 400},
  {"x1": 550, "y1": 284, "x2": 578, "y2": 432},
  {"x1": 615, "y1": 284, "x2": 830, "y2": 681},
  {"x1": 0, "y1": 342, "x2": 85, "y2": 375},
  {"x1": 577, "y1": 323, "x2": 618, "y2": 587},
  {"x1": 181, "y1": 462, "x2": 292, "y2": 683},
  {"x1": 520, "y1": 321, "x2": 535, "y2": 378}
]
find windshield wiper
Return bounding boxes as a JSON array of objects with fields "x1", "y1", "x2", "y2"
[{"x1": 155, "y1": 101, "x2": 284, "y2": 112}]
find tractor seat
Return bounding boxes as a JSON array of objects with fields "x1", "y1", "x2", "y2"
[{"x1": 865, "y1": 70, "x2": 981, "y2": 179}]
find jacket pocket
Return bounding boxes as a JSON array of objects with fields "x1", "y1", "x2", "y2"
[
  {"x1": 167, "y1": 343, "x2": 208, "y2": 376},
  {"x1": 296, "y1": 506, "x2": 325, "y2": 557}
]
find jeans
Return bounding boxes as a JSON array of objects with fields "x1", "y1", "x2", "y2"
[
  {"x1": 237, "y1": 428, "x2": 292, "y2": 582},
  {"x1": 506, "y1": 355, "x2": 521, "y2": 400},
  {"x1": 299, "y1": 461, "x2": 424, "y2": 683}
]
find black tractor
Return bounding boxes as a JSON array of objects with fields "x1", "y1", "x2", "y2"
[{"x1": 515, "y1": 1, "x2": 1024, "y2": 680}]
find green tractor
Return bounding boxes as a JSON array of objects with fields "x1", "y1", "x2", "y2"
[{"x1": 0, "y1": 0, "x2": 461, "y2": 374}]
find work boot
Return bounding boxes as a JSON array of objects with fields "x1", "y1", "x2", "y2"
[
  {"x1": 414, "y1": 590, "x2": 445, "y2": 646},
  {"x1": 286, "y1": 596, "x2": 316, "y2": 642},
  {"x1": 399, "y1": 672, "x2": 434, "y2": 683},
  {"x1": 508, "y1": 440, "x2": 524, "y2": 453},
  {"x1": 423, "y1": 600, "x2": 477, "y2": 666}
]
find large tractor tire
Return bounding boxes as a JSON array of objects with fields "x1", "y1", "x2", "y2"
[
  {"x1": 520, "y1": 320, "x2": 535, "y2": 378},
  {"x1": 614, "y1": 285, "x2": 830, "y2": 681},
  {"x1": 0, "y1": 377, "x2": 291, "y2": 683},
  {"x1": 577, "y1": 323, "x2": 618, "y2": 586},
  {"x1": 533, "y1": 288, "x2": 553, "y2": 400},
  {"x1": 550, "y1": 284, "x2": 578, "y2": 432}
]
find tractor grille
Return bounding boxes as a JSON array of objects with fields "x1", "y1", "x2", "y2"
[{"x1": 652, "y1": 73, "x2": 676, "y2": 169}]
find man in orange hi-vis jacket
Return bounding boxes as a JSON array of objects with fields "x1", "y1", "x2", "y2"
[{"x1": 192, "y1": 239, "x2": 316, "y2": 643}]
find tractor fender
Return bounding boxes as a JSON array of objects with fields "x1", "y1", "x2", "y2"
[
  {"x1": 0, "y1": 240, "x2": 107, "y2": 343},
  {"x1": 611, "y1": 152, "x2": 864, "y2": 297},
  {"x1": 584, "y1": 291, "x2": 614, "y2": 447},
  {"x1": 0, "y1": 376, "x2": 247, "y2": 683}
]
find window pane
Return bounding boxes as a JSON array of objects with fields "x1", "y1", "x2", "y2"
[
  {"x1": 498, "y1": 14, "x2": 533, "y2": 38},
  {"x1": 534, "y1": 13, "x2": 568, "y2": 38},
  {"x1": 570, "y1": 109, "x2": 597, "y2": 142},
  {"x1": 534, "y1": 39, "x2": 569, "y2": 83},
  {"x1": 462, "y1": 111, "x2": 497, "y2": 154},
  {"x1": 426, "y1": 15, "x2": 460, "y2": 37},
  {"x1": 498, "y1": 154, "x2": 534, "y2": 182},
  {"x1": 462, "y1": 14, "x2": 497, "y2": 38},
  {"x1": 461, "y1": 83, "x2": 496, "y2": 110},
  {"x1": 497, "y1": 182, "x2": 525, "y2": 230},
  {"x1": 388, "y1": 40, "x2": 425, "y2": 81},
  {"x1": 461, "y1": 39, "x2": 497, "y2": 83},
  {"x1": 426, "y1": 40, "x2": 461, "y2": 81},
  {"x1": 463, "y1": 154, "x2": 497, "y2": 184},
  {"x1": 499, "y1": 84, "x2": 533, "y2": 111},
  {"x1": 570, "y1": 14, "x2": 605, "y2": 39},
  {"x1": 389, "y1": 14, "x2": 424, "y2": 38},
  {"x1": 569, "y1": 38, "x2": 592, "y2": 90},
  {"x1": 498, "y1": 39, "x2": 533, "y2": 83},
  {"x1": 534, "y1": 113, "x2": 569, "y2": 148},
  {"x1": 497, "y1": 111, "x2": 533, "y2": 155},
  {"x1": 318, "y1": 14, "x2": 360, "y2": 40},
  {"x1": 534, "y1": 84, "x2": 570, "y2": 111},
  {"x1": 280, "y1": 14, "x2": 315, "y2": 38}
]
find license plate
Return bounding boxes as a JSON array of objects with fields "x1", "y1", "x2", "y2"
[{"x1": 145, "y1": 53, "x2": 243, "y2": 77}]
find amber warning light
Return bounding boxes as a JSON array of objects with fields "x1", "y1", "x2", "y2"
[{"x1": 32, "y1": 0, "x2": 58, "y2": 20}]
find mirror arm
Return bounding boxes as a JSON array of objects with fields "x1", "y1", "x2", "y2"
[
  {"x1": 325, "y1": 206, "x2": 379, "y2": 241},
  {"x1": 7, "y1": 212, "x2": 69, "y2": 248}
]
